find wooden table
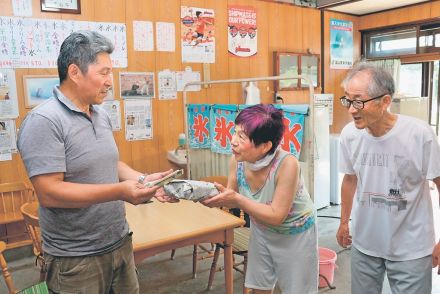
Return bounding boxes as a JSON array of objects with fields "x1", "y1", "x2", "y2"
[{"x1": 125, "y1": 200, "x2": 245, "y2": 294}]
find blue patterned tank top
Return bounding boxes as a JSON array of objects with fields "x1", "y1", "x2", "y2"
[{"x1": 237, "y1": 150, "x2": 315, "y2": 235}]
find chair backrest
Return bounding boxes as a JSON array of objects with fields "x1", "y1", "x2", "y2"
[
  {"x1": 0, "y1": 241, "x2": 16, "y2": 294},
  {"x1": 0, "y1": 182, "x2": 35, "y2": 219},
  {"x1": 1, "y1": 239, "x2": 48, "y2": 294},
  {"x1": 20, "y1": 202, "x2": 42, "y2": 257}
]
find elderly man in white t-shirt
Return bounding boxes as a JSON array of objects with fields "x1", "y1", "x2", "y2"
[{"x1": 336, "y1": 62, "x2": 440, "y2": 294}]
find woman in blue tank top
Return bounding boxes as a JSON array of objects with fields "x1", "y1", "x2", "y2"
[{"x1": 202, "y1": 104, "x2": 318, "y2": 293}]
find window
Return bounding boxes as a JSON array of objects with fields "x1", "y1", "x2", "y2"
[
  {"x1": 399, "y1": 63, "x2": 423, "y2": 97},
  {"x1": 419, "y1": 23, "x2": 440, "y2": 54},
  {"x1": 363, "y1": 21, "x2": 440, "y2": 59},
  {"x1": 396, "y1": 62, "x2": 440, "y2": 135},
  {"x1": 367, "y1": 28, "x2": 417, "y2": 58}
]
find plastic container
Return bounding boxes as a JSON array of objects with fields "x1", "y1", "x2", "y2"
[
  {"x1": 178, "y1": 133, "x2": 186, "y2": 146},
  {"x1": 244, "y1": 82, "x2": 261, "y2": 105},
  {"x1": 318, "y1": 247, "x2": 337, "y2": 288}
]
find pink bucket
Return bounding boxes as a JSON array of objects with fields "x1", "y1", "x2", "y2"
[{"x1": 318, "y1": 247, "x2": 337, "y2": 288}]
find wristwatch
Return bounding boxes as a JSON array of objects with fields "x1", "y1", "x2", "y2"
[{"x1": 138, "y1": 174, "x2": 147, "y2": 184}]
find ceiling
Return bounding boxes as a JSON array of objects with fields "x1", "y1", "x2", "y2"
[{"x1": 317, "y1": 0, "x2": 432, "y2": 16}]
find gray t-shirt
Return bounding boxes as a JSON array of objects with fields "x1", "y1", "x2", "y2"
[{"x1": 17, "y1": 87, "x2": 128, "y2": 257}]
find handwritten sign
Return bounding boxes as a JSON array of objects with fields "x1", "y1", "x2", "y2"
[{"x1": 0, "y1": 16, "x2": 127, "y2": 68}]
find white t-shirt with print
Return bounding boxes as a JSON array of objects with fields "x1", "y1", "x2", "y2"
[{"x1": 339, "y1": 114, "x2": 440, "y2": 261}]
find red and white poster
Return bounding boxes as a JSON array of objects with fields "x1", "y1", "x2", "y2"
[
  {"x1": 181, "y1": 6, "x2": 215, "y2": 63},
  {"x1": 228, "y1": 6, "x2": 257, "y2": 57}
]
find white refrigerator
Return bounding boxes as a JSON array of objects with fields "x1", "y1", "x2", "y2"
[
  {"x1": 313, "y1": 104, "x2": 331, "y2": 209},
  {"x1": 300, "y1": 104, "x2": 331, "y2": 209}
]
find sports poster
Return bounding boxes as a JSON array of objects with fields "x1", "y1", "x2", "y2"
[
  {"x1": 228, "y1": 5, "x2": 257, "y2": 57},
  {"x1": 181, "y1": 6, "x2": 215, "y2": 63}
]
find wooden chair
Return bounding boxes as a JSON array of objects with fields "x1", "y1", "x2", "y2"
[
  {"x1": 170, "y1": 176, "x2": 228, "y2": 278},
  {"x1": 0, "y1": 240, "x2": 49, "y2": 293},
  {"x1": 0, "y1": 182, "x2": 36, "y2": 249},
  {"x1": 207, "y1": 208, "x2": 250, "y2": 293},
  {"x1": 20, "y1": 202, "x2": 45, "y2": 282},
  {"x1": 0, "y1": 241, "x2": 15, "y2": 294}
]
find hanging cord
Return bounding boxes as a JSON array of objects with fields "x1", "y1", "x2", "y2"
[
  {"x1": 275, "y1": 96, "x2": 284, "y2": 104},
  {"x1": 317, "y1": 215, "x2": 347, "y2": 220}
]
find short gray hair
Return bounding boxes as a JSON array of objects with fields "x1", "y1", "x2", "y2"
[
  {"x1": 342, "y1": 62, "x2": 395, "y2": 98},
  {"x1": 57, "y1": 30, "x2": 114, "y2": 83}
]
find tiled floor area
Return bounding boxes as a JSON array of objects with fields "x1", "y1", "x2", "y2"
[
  {"x1": 317, "y1": 188, "x2": 440, "y2": 294},
  {"x1": 1, "y1": 192, "x2": 439, "y2": 293}
]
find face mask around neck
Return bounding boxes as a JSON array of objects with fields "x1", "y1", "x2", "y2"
[{"x1": 244, "y1": 146, "x2": 279, "y2": 171}]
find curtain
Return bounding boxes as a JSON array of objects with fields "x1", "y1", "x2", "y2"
[{"x1": 189, "y1": 149, "x2": 229, "y2": 180}]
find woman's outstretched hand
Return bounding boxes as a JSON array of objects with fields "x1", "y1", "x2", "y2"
[{"x1": 201, "y1": 183, "x2": 238, "y2": 208}]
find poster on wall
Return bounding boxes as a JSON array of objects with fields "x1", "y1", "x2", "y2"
[
  {"x1": 12, "y1": 0, "x2": 33, "y2": 17},
  {"x1": 330, "y1": 18, "x2": 353, "y2": 69},
  {"x1": 103, "y1": 73, "x2": 115, "y2": 101},
  {"x1": 101, "y1": 100, "x2": 121, "y2": 131},
  {"x1": 181, "y1": 6, "x2": 215, "y2": 63},
  {"x1": 0, "y1": 16, "x2": 127, "y2": 68},
  {"x1": 120, "y1": 72, "x2": 154, "y2": 99},
  {"x1": 227, "y1": 6, "x2": 257, "y2": 57},
  {"x1": 0, "y1": 119, "x2": 17, "y2": 161},
  {"x1": 0, "y1": 69, "x2": 19, "y2": 119},
  {"x1": 156, "y1": 22, "x2": 175, "y2": 52},
  {"x1": 158, "y1": 70, "x2": 177, "y2": 100},
  {"x1": 124, "y1": 99, "x2": 152, "y2": 141},
  {"x1": 133, "y1": 20, "x2": 154, "y2": 52},
  {"x1": 0, "y1": 134, "x2": 12, "y2": 161},
  {"x1": 23, "y1": 75, "x2": 59, "y2": 108},
  {"x1": 0, "y1": 119, "x2": 17, "y2": 152}
]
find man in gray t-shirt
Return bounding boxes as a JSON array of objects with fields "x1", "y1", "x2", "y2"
[{"x1": 17, "y1": 31, "x2": 173, "y2": 294}]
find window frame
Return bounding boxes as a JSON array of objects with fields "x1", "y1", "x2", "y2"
[{"x1": 362, "y1": 20, "x2": 440, "y2": 60}]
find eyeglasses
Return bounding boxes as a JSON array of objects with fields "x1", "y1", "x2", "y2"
[{"x1": 339, "y1": 93, "x2": 388, "y2": 110}]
